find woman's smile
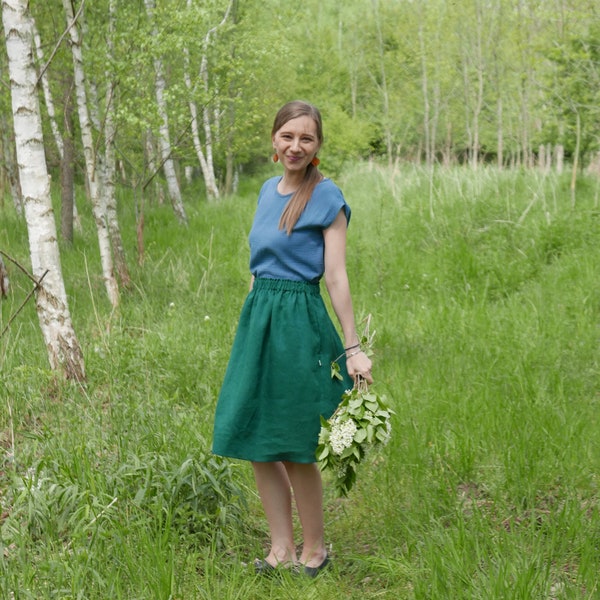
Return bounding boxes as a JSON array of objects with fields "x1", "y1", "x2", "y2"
[{"x1": 272, "y1": 115, "x2": 320, "y2": 172}]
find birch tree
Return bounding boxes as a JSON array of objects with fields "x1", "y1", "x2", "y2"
[
  {"x1": 2, "y1": 0, "x2": 85, "y2": 381},
  {"x1": 457, "y1": 1, "x2": 487, "y2": 169},
  {"x1": 79, "y1": 0, "x2": 130, "y2": 287},
  {"x1": 144, "y1": 0, "x2": 187, "y2": 224},
  {"x1": 183, "y1": 0, "x2": 234, "y2": 201},
  {"x1": 32, "y1": 21, "x2": 63, "y2": 160},
  {"x1": 62, "y1": 0, "x2": 120, "y2": 307},
  {"x1": 102, "y1": 0, "x2": 130, "y2": 287}
]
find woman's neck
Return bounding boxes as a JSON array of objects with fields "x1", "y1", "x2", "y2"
[{"x1": 278, "y1": 171, "x2": 305, "y2": 195}]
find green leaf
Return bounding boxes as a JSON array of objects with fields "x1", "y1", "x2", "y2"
[
  {"x1": 317, "y1": 445, "x2": 330, "y2": 461},
  {"x1": 366, "y1": 424, "x2": 375, "y2": 443},
  {"x1": 354, "y1": 428, "x2": 367, "y2": 443},
  {"x1": 365, "y1": 401, "x2": 379, "y2": 412},
  {"x1": 376, "y1": 430, "x2": 389, "y2": 443},
  {"x1": 330, "y1": 361, "x2": 343, "y2": 380},
  {"x1": 340, "y1": 445, "x2": 356, "y2": 459}
]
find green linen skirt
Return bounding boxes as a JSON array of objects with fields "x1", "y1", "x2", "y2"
[{"x1": 212, "y1": 278, "x2": 352, "y2": 463}]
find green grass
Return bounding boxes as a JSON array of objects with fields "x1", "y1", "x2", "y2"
[{"x1": 1, "y1": 165, "x2": 600, "y2": 598}]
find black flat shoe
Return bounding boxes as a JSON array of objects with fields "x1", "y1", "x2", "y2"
[
  {"x1": 254, "y1": 558, "x2": 298, "y2": 576},
  {"x1": 254, "y1": 558, "x2": 276, "y2": 575},
  {"x1": 303, "y1": 555, "x2": 330, "y2": 578}
]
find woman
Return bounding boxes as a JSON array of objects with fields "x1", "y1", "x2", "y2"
[{"x1": 212, "y1": 100, "x2": 373, "y2": 576}]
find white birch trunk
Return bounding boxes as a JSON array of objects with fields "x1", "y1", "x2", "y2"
[
  {"x1": 78, "y1": 0, "x2": 129, "y2": 287},
  {"x1": 32, "y1": 21, "x2": 63, "y2": 160},
  {"x1": 144, "y1": 130, "x2": 165, "y2": 204},
  {"x1": 62, "y1": 0, "x2": 119, "y2": 307},
  {"x1": 33, "y1": 18, "x2": 82, "y2": 232},
  {"x1": 184, "y1": 43, "x2": 219, "y2": 200},
  {"x1": 104, "y1": 0, "x2": 130, "y2": 287},
  {"x1": 144, "y1": 0, "x2": 187, "y2": 224},
  {"x1": 2, "y1": 0, "x2": 85, "y2": 381}
]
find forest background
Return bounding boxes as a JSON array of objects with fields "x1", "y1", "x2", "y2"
[{"x1": 1, "y1": 0, "x2": 600, "y2": 598}]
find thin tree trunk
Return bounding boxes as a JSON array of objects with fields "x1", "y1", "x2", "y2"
[
  {"x1": 471, "y1": 4, "x2": 485, "y2": 170},
  {"x1": 183, "y1": 0, "x2": 233, "y2": 200},
  {"x1": 34, "y1": 11, "x2": 81, "y2": 231},
  {"x1": 144, "y1": 0, "x2": 187, "y2": 224},
  {"x1": 103, "y1": 0, "x2": 130, "y2": 288},
  {"x1": 183, "y1": 0, "x2": 222, "y2": 199},
  {"x1": 0, "y1": 113, "x2": 22, "y2": 214},
  {"x1": 0, "y1": 256, "x2": 9, "y2": 297},
  {"x1": 516, "y1": 0, "x2": 533, "y2": 168},
  {"x1": 418, "y1": 17, "x2": 431, "y2": 168},
  {"x1": 371, "y1": 0, "x2": 393, "y2": 165},
  {"x1": 496, "y1": 96, "x2": 503, "y2": 169},
  {"x1": 32, "y1": 20, "x2": 64, "y2": 161},
  {"x1": 570, "y1": 110, "x2": 580, "y2": 208},
  {"x1": 184, "y1": 44, "x2": 219, "y2": 200},
  {"x1": 62, "y1": 0, "x2": 119, "y2": 307},
  {"x1": 2, "y1": 0, "x2": 85, "y2": 381},
  {"x1": 61, "y1": 83, "x2": 74, "y2": 243}
]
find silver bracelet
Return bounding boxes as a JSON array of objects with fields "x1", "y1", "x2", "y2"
[{"x1": 346, "y1": 349, "x2": 363, "y2": 358}]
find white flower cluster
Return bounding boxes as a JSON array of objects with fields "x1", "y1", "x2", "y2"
[{"x1": 329, "y1": 416, "x2": 357, "y2": 455}]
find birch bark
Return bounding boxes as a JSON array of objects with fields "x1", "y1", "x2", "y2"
[
  {"x1": 103, "y1": 0, "x2": 130, "y2": 287},
  {"x1": 32, "y1": 21, "x2": 63, "y2": 160},
  {"x1": 182, "y1": 0, "x2": 233, "y2": 201},
  {"x1": 144, "y1": 0, "x2": 187, "y2": 224},
  {"x1": 2, "y1": 0, "x2": 85, "y2": 381},
  {"x1": 62, "y1": 0, "x2": 119, "y2": 307}
]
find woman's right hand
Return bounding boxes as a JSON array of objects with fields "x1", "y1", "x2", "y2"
[{"x1": 346, "y1": 351, "x2": 373, "y2": 384}]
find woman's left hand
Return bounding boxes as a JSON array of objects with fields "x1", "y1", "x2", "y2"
[{"x1": 346, "y1": 351, "x2": 373, "y2": 384}]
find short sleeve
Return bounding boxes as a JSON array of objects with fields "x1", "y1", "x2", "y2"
[{"x1": 296, "y1": 179, "x2": 351, "y2": 230}]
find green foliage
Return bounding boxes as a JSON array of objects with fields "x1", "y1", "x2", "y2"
[
  {"x1": 316, "y1": 380, "x2": 393, "y2": 497},
  {"x1": 9, "y1": 0, "x2": 599, "y2": 207},
  {"x1": 544, "y1": 27, "x2": 600, "y2": 160},
  {"x1": 2, "y1": 166, "x2": 600, "y2": 597}
]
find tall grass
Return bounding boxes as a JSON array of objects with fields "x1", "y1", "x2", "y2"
[{"x1": 1, "y1": 165, "x2": 599, "y2": 598}]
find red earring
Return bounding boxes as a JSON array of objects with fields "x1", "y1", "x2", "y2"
[
  {"x1": 311, "y1": 156, "x2": 320, "y2": 167},
  {"x1": 272, "y1": 153, "x2": 279, "y2": 163}
]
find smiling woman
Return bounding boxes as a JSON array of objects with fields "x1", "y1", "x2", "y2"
[
  {"x1": 270, "y1": 101, "x2": 325, "y2": 234},
  {"x1": 212, "y1": 100, "x2": 372, "y2": 576},
  {"x1": 272, "y1": 114, "x2": 321, "y2": 180}
]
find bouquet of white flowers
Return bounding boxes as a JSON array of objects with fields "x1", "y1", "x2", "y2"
[{"x1": 316, "y1": 317, "x2": 394, "y2": 496}]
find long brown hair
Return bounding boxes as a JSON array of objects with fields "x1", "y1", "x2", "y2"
[{"x1": 273, "y1": 101, "x2": 324, "y2": 234}]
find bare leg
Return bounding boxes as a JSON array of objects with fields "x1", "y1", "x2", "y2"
[
  {"x1": 283, "y1": 461, "x2": 328, "y2": 568},
  {"x1": 252, "y1": 461, "x2": 297, "y2": 566}
]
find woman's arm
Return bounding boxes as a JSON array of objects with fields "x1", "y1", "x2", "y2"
[{"x1": 323, "y1": 209, "x2": 373, "y2": 383}]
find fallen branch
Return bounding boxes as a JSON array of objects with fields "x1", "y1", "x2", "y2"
[{"x1": 0, "y1": 251, "x2": 49, "y2": 339}]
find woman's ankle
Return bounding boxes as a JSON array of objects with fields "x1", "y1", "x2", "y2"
[
  {"x1": 267, "y1": 546, "x2": 297, "y2": 566},
  {"x1": 299, "y1": 545, "x2": 327, "y2": 567}
]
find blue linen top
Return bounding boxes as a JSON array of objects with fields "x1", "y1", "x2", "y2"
[{"x1": 249, "y1": 176, "x2": 351, "y2": 284}]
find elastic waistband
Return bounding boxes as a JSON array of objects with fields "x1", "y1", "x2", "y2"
[{"x1": 253, "y1": 278, "x2": 320, "y2": 296}]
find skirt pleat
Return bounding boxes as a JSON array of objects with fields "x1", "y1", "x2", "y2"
[{"x1": 212, "y1": 278, "x2": 351, "y2": 463}]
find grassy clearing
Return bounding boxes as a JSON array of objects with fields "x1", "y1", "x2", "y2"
[{"x1": 1, "y1": 165, "x2": 600, "y2": 599}]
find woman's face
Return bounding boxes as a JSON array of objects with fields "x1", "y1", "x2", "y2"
[{"x1": 272, "y1": 115, "x2": 321, "y2": 174}]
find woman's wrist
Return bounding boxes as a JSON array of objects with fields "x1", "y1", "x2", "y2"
[{"x1": 346, "y1": 348, "x2": 363, "y2": 358}]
